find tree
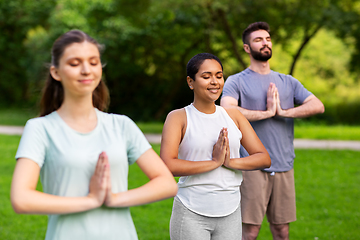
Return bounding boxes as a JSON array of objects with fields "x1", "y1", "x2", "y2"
[
  {"x1": 3, "y1": 0, "x2": 360, "y2": 122},
  {"x1": 0, "y1": 0, "x2": 55, "y2": 107}
]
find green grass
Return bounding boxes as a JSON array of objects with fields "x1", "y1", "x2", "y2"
[
  {"x1": 1, "y1": 135, "x2": 360, "y2": 239},
  {"x1": 294, "y1": 124, "x2": 360, "y2": 140},
  {"x1": 136, "y1": 122, "x2": 164, "y2": 134},
  {"x1": 0, "y1": 135, "x2": 47, "y2": 239},
  {"x1": 257, "y1": 149, "x2": 360, "y2": 239}
]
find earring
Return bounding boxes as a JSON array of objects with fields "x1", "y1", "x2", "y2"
[{"x1": 190, "y1": 86, "x2": 193, "y2": 89}]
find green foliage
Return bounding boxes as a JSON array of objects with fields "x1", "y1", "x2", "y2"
[
  {"x1": 2, "y1": 0, "x2": 360, "y2": 122},
  {"x1": 272, "y1": 29, "x2": 360, "y2": 124},
  {"x1": 315, "y1": 101, "x2": 360, "y2": 125},
  {"x1": 0, "y1": 0, "x2": 55, "y2": 107}
]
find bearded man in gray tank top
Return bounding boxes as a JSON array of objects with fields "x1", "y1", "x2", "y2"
[{"x1": 220, "y1": 22, "x2": 325, "y2": 240}]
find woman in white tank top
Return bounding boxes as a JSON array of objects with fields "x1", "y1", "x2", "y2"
[{"x1": 160, "y1": 53, "x2": 271, "y2": 240}]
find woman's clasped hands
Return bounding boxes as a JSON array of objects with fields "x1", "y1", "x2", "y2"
[
  {"x1": 212, "y1": 128, "x2": 231, "y2": 169},
  {"x1": 88, "y1": 152, "x2": 116, "y2": 207}
]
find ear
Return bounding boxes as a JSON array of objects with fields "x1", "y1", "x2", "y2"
[
  {"x1": 243, "y1": 44, "x2": 250, "y2": 54},
  {"x1": 50, "y1": 66, "x2": 61, "y2": 81},
  {"x1": 187, "y1": 76, "x2": 194, "y2": 90}
]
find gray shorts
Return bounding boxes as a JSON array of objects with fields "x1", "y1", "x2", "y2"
[
  {"x1": 240, "y1": 169, "x2": 296, "y2": 225},
  {"x1": 170, "y1": 197, "x2": 242, "y2": 240}
]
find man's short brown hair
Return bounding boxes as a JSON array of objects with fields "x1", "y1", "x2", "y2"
[{"x1": 242, "y1": 22, "x2": 270, "y2": 45}]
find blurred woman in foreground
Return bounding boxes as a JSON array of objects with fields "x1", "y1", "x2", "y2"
[{"x1": 11, "y1": 30, "x2": 177, "y2": 240}]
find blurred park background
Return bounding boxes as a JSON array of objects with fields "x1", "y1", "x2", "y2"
[
  {"x1": 1, "y1": 1, "x2": 360, "y2": 239},
  {"x1": 1, "y1": 0, "x2": 360, "y2": 123}
]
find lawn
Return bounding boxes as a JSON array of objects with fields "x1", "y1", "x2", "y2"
[
  {"x1": 294, "y1": 123, "x2": 360, "y2": 141},
  {"x1": 1, "y1": 135, "x2": 360, "y2": 239}
]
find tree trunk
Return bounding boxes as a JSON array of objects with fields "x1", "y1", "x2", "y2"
[
  {"x1": 289, "y1": 25, "x2": 322, "y2": 76},
  {"x1": 216, "y1": 9, "x2": 247, "y2": 70}
]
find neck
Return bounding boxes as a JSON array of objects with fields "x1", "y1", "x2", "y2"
[
  {"x1": 57, "y1": 93, "x2": 96, "y2": 121},
  {"x1": 192, "y1": 98, "x2": 216, "y2": 114},
  {"x1": 248, "y1": 58, "x2": 271, "y2": 75}
]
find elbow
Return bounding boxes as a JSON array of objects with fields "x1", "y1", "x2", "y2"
[
  {"x1": 265, "y1": 158, "x2": 271, "y2": 169},
  {"x1": 265, "y1": 155, "x2": 271, "y2": 168},
  {"x1": 262, "y1": 152, "x2": 271, "y2": 169},
  {"x1": 11, "y1": 189, "x2": 34, "y2": 214},
  {"x1": 162, "y1": 177, "x2": 178, "y2": 198},
  {"x1": 11, "y1": 197, "x2": 28, "y2": 214},
  {"x1": 168, "y1": 175, "x2": 178, "y2": 197},
  {"x1": 252, "y1": 152, "x2": 271, "y2": 170},
  {"x1": 169, "y1": 182, "x2": 178, "y2": 197},
  {"x1": 314, "y1": 99, "x2": 325, "y2": 114}
]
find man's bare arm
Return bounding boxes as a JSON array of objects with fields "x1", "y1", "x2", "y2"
[
  {"x1": 220, "y1": 96, "x2": 275, "y2": 122},
  {"x1": 276, "y1": 94, "x2": 325, "y2": 118}
]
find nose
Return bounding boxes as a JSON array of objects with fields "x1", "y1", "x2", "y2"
[
  {"x1": 210, "y1": 76, "x2": 218, "y2": 84},
  {"x1": 81, "y1": 62, "x2": 91, "y2": 75}
]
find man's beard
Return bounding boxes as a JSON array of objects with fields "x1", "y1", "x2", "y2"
[{"x1": 250, "y1": 45, "x2": 272, "y2": 61}]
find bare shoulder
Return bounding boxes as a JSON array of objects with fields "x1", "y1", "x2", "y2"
[
  {"x1": 162, "y1": 108, "x2": 187, "y2": 145},
  {"x1": 163, "y1": 108, "x2": 187, "y2": 132},
  {"x1": 165, "y1": 108, "x2": 186, "y2": 123}
]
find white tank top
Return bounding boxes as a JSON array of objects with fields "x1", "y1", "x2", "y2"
[{"x1": 177, "y1": 104, "x2": 243, "y2": 217}]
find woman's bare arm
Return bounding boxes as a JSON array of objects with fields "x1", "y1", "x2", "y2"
[
  {"x1": 223, "y1": 108, "x2": 271, "y2": 170},
  {"x1": 104, "y1": 149, "x2": 178, "y2": 207},
  {"x1": 160, "y1": 109, "x2": 226, "y2": 177},
  {"x1": 11, "y1": 154, "x2": 108, "y2": 214}
]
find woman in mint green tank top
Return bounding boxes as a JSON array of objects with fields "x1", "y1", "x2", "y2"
[
  {"x1": 11, "y1": 30, "x2": 177, "y2": 240},
  {"x1": 160, "y1": 53, "x2": 271, "y2": 240}
]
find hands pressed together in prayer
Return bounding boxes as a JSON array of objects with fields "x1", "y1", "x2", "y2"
[
  {"x1": 212, "y1": 128, "x2": 231, "y2": 169},
  {"x1": 267, "y1": 82, "x2": 287, "y2": 117},
  {"x1": 88, "y1": 152, "x2": 116, "y2": 207}
]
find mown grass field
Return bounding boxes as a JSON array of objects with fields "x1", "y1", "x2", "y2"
[{"x1": 1, "y1": 135, "x2": 359, "y2": 239}]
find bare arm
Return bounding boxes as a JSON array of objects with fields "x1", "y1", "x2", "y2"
[
  {"x1": 221, "y1": 83, "x2": 325, "y2": 120},
  {"x1": 220, "y1": 83, "x2": 276, "y2": 122},
  {"x1": 104, "y1": 149, "x2": 178, "y2": 207},
  {"x1": 276, "y1": 94, "x2": 325, "y2": 118},
  {"x1": 11, "y1": 154, "x2": 108, "y2": 214},
  {"x1": 159, "y1": 109, "x2": 226, "y2": 177},
  {"x1": 223, "y1": 108, "x2": 271, "y2": 170}
]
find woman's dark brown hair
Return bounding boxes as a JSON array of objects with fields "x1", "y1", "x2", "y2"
[{"x1": 40, "y1": 30, "x2": 110, "y2": 116}]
